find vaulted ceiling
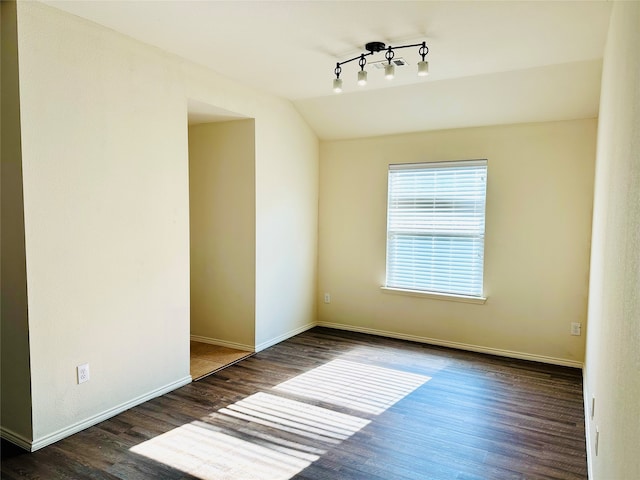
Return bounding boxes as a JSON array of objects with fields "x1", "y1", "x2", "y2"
[{"x1": 44, "y1": 1, "x2": 612, "y2": 139}]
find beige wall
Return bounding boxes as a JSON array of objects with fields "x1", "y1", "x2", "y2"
[
  {"x1": 0, "y1": 0, "x2": 33, "y2": 446},
  {"x1": 319, "y1": 119, "x2": 596, "y2": 365},
  {"x1": 254, "y1": 105, "x2": 320, "y2": 349},
  {"x1": 11, "y1": 1, "x2": 318, "y2": 448},
  {"x1": 584, "y1": 1, "x2": 640, "y2": 478},
  {"x1": 189, "y1": 120, "x2": 256, "y2": 348}
]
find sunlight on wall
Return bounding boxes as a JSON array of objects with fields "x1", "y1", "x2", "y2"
[
  {"x1": 130, "y1": 358, "x2": 431, "y2": 479},
  {"x1": 274, "y1": 359, "x2": 431, "y2": 415}
]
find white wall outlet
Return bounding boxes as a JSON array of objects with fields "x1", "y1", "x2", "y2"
[
  {"x1": 77, "y1": 363, "x2": 90, "y2": 384},
  {"x1": 323, "y1": 293, "x2": 331, "y2": 304},
  {"x1": 570, "y1": 322, "x2": 582, "y2": 336}
]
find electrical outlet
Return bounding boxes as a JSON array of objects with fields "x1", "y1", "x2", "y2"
[
  {"x1": 571, "y1": 322, "x2": 582, "y2": 336},
  {"x1": 77, "y1": 363, "x2": 90, "y2": 384},
  {"x1": 591, "y1": 396, "x2": 596, "y2": 419},
  {"x1": 324, "y1": 293, "x2": 331, "y2": 304}
]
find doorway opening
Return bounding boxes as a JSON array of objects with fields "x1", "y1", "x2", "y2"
[{"x1": 187, "y1": 99, "x2": 256, "y2": 380}]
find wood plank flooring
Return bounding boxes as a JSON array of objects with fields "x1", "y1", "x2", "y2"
[{"x1": 1, "y1": 327, "x2": 587, "y2": 479}]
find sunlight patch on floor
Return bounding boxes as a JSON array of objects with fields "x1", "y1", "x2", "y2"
[
  {"x1": 131, "y1": 421, "x2": 317, "y2": 480},
  {"x1": 344, "y1": 345, "x2": 451, "y2": 374},
  {"x1": 130, "y1": 358, "x2": 431, "y2": 479},
  {"x1": 219, "y1": 392, "x2": 370, "y2": 443},
  {"x1": 131, "y1": 393, "x2": 370, "y2": 479},
  {"x1": 273, "y1": 358, "x2": 431, "y2": 414}
]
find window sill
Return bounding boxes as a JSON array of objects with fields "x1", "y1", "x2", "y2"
[{"x1": 380, "y1": 287, "x2": 487, "y2": 304}]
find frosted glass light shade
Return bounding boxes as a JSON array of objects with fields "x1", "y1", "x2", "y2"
[
  {"x1": 357, "y1": 70, "x2": 368, "y2": 86},
  {"x1": 333, "y1": 78, "x2": 343, "y2": 93},
  {"x1": 417, "y1": 60, "x2": 429, "y2": 77},
  {"x1": 384, "y1": 63, "x2": 395, "y2": 80}
]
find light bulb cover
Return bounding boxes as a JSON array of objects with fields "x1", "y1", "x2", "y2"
[
  {"x1": 333, "y1": 78, "x2": 343, "y2": 93},
  {"x1": 417, "y1": 60, "x2": 429, "y2": 77},
  {"x1": 357, "y1": 70, "x2": 368, "y2": 86},
  {"x1": 384, "y1": 63, "x2": 395, "y2": 80}
]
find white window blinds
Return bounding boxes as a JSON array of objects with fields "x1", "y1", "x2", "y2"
[{"x1": 385, "y1": 160, "x2": 488, "y2": 298}]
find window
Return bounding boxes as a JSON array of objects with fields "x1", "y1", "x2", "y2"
[{"x1": 385, "y1": 159, "x2": 488, "y2": 299}]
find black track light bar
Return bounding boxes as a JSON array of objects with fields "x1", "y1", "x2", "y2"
[{"x1": 332, "y1": 40, "x2": 429, "y2": 92}]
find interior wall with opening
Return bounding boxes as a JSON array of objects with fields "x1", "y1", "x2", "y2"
[{"x1": 6, "y1": 0, "x2": 318, "y2": 449}]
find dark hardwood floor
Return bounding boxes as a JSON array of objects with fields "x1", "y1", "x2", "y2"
[{"x1": 1, "y1": 327, "x2": 587, "y2": 480}]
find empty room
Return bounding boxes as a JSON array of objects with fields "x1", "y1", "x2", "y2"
[{"x1": 1, "y1": 1, "x2": 638, "y2": 479}]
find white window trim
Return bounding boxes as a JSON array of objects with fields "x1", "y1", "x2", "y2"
[
  {"x1": 380, "y1": 286, "x2": 487, "y2": 304},
  {"x1": 389, "y1": 159, "x2": 488, "y2": 170}
]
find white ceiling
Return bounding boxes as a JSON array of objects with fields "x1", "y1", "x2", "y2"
[{"x1": 43, "y1": 0, "x2": 612, "y2": 139}]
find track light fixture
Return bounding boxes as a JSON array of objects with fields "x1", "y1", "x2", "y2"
[{"x1": 333, "y1": 40, "x2": 429, "y2": 93}]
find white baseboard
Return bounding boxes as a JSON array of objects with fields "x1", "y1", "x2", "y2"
[
  {"x1": 317, "y1": 322, "x2": 584, "y2": 368},
  {"x1": 0, "y1": 426, "x2": 32, "y2": 451},
  {"x1": 190, "y1": 335, "x2": 254, "y2": 352},
  {"x1": 29, "y1": 375, "x2": 192, "y2": 451},
  {"x1": 255, "y1": 322, "x2": 316, "y2": 352},
  {"x1": 191, "y1": 323, "x2": 315, "y2": 354}
]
